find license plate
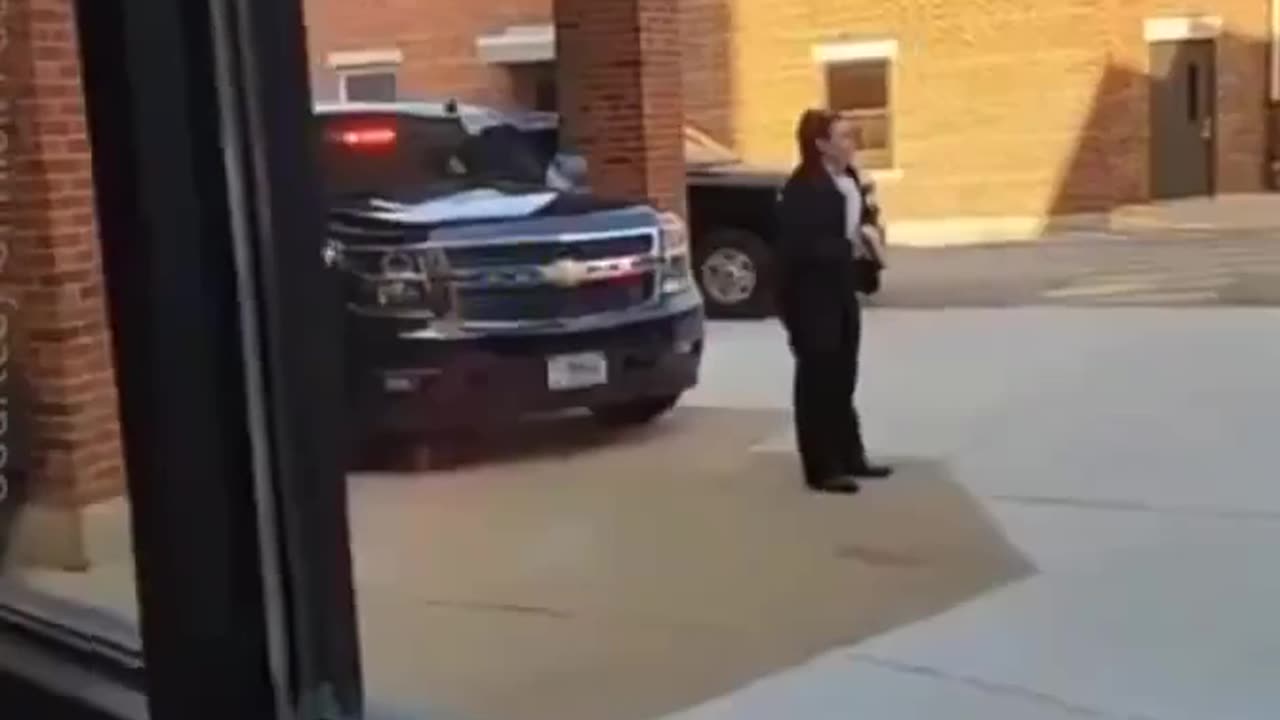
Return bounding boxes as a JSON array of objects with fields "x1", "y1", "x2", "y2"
[
  {"x1": 384, "y1": 376, "x2": 417, "y2": 393},
  {"x1": 547, "y1": 352, "x2": 608, "y2": 391}
]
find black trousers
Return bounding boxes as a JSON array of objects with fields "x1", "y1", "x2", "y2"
[{"x1": 790, "y1": 309, "x2": 866, "y2": 485}]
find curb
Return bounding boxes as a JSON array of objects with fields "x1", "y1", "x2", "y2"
[{"x1": 888, "y1": 215, "x2": 1280, "y2": 248}]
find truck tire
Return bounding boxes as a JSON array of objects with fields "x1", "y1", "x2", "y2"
[
  {"x1": 695, "y1": 228, "x2": 773, "y2": 318},
  {"x1": 590, "y1": 395, "x2": 680, "y2": 427}
]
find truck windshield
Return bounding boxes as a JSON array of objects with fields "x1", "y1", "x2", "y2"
[
  {"x1": 535, "y1": 121, "x2": 738, "y2": 171},
  {"x1": 315, "y1": 112, "x2": 553, "y2": 203},
  {"x1": 683, "y1": 125, "x2": 739, "y2": 167}
]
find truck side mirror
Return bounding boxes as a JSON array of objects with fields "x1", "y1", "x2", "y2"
[{"x1": 551, "y1": 155, "x2": 588, "y2": 189}]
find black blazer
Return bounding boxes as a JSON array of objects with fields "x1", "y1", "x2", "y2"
[{"x1": 774, "y1": 162, "x2": 884, "y2": 352}]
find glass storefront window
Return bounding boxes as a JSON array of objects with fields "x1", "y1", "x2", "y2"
[{"x1": 0, "y1": 0, "x2": 140, "y2": 654}]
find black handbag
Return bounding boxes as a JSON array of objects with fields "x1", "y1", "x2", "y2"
[{"x1": 852, "y1": 257, "x2": 882, "y2": 295}]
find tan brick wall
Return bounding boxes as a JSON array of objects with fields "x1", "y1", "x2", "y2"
[
  {"x1": 303, "y1": 0, "x2": 551, "y2": 108},
  {"x1": 680, "y1": 0, "x2": 734, "y2": 145},
  {"x1": 1, "y1": 0, "x2": 124, "y2": 506},
  {"x1": 718, "y1": 0, "x2": 1273, "y2": 219}
]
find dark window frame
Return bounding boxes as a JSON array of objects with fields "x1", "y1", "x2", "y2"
[
  {"x1": 0, "y1": 0, "x2": 362, "y2": 717},
  {"x1": 530, "y1": 61, "x2": 559, "y2": 113},
  {"x1": 508, "y1": 61, "x2": 559, "y2": 112},
  {"x1": 339, "y1": 66, "x2": 399, "y2": 102},
  {"x1": 822, "y1": 57, "x2": 895, "y2": 170}
]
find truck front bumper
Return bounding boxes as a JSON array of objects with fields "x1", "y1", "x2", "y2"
[{"x1": 347, "y1": 299, "x2": 704, "y2": 433}]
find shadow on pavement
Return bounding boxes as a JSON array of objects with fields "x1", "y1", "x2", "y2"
[
  {"x1": 349, "y1": 407, "x2": 1033, "y2": 720},
  {"x1": 8, "y1": 407, "x2": 1035, "y2": 720},
  {"x1": 355, "y1": 411, "x2": 680, "y2": 476}
]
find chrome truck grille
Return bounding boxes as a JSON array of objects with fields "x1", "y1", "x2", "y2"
[{"x1": 326, "y1": 225, "x2": 662, "y2": 325}]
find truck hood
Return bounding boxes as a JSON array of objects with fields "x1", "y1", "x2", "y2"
[
  {"x1": 686, "y1": 160, "x2": 789, "y2": 189},
  {"x1": 328, "y1": 184, "x2": 659, "y2": 247},
  {"x1": 557, "y1": 148, "x2": 790, "y2": 191}
]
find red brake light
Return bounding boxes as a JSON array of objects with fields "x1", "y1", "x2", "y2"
[{"x1": 332, "y1": 126, "x2": 397, "y2": 149}]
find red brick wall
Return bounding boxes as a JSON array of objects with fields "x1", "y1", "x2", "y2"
[
  {"x1": 555, "y1": 0, "x2": 685, "y2": 216},
  {"x1": 303, "y1": 0, "x2": 551, "y2": 108},
  {"x1": 1, "y1": 0, "x2": 124, "y2": 505}
]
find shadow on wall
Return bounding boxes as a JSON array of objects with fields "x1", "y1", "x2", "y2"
[
  {"x1": 1045, "y1": 62, "x2": 1147, "y2": 216},
  {"x1": 1048, "y1": 32, "x2": 1273, "y2": 217}
]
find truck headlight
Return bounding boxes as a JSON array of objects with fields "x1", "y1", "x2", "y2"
[
  {"x1": 365, "y1": 251, "x2": 438, "y2": 310},
  {"x1": 658, "y1": 212, "x2": 694, "y2": 295},
  {"x1": 368, "y1": 279, "x2": 427, "y2": 307},
  {"x1": 322, "y1": 240, "x2": 344, "y2": 268}
]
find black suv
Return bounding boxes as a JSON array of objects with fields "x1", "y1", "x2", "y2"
[{"x1": 315, "y1": 101, "x2": 704, "y2": 441}]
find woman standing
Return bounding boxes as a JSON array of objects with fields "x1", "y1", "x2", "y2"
[{"x1": 776, "y1": 109, "x2": 892, "y2": 494}]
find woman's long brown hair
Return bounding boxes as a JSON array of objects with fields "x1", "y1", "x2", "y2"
[{"x1": 795, "y1": 108, "x2": 839, "y2": 170}]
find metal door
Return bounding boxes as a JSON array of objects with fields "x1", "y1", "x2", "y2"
[{"x1": 1150, "y1": 40, "x2": 1216, "y2": 198}]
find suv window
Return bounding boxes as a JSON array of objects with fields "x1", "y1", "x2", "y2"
[
  {"x1": 315, "y1": 112, "x2": 468, "y2": 200},
  {"x1": 519, "y1": 127, "x2": 560, "y2": 167},
  {"x1": 684, "y1": 125, "x2": 739, "y2": 167},
  {"x1": 316, "y1": 112, "x2": 552, "y2": 201}
]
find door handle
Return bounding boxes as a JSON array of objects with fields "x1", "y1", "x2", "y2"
[{"x1": 1200, "y1": 117, "x2": 1213, "y2": 140}]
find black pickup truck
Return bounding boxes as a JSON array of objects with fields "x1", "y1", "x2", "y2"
[
  {"x1": 515, "y1": 116, "x2": 788, "y2": 318},
  {"x1": 315, "y1": 102, "x2": 704, "y2": 443},
  {"x1": 682, "y1": 127, "x2": 788, "y2": 318}
]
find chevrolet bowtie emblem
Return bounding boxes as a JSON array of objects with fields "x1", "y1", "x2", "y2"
[{"x1": 542, "y1": 258, "x2": 589, "y2": 288}]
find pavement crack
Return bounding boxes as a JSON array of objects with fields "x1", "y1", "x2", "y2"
[
  {"x1": 834, "y1": 544, "x2": 930, "y2": 568},
  {"x1": 849, "y1": 654, "x2": 1160, "y2": 720},
  {"x1": 404, "y1": 598, "x2": 741, "y2": 637},
  {"x1": 988, "y1": 494, "x2": 1280, "y2": 523},
  {"x1": 414, "y1": 598, "x2": 575, "y2": 620}
]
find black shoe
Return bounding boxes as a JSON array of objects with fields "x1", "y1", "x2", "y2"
[
  {"x1": 807, "y1": 476, "x2": 862, "y2": 494},
  {"x1": 849, "y1": 463, "x2": 893, "y2": 480}
]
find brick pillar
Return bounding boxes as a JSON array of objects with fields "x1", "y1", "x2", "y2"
[
  {"x1": 2, "y1": 0, "x2": 124, "y2": 568},
  {"x1": 554, "y1": 0, "x2": 686, "y2": 216}
]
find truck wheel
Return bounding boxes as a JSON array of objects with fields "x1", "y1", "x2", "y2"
[
  {"x1": 695, "y1": 228, "x2": 773, "y2": 318},
  {"x1": 590, "y1": 395, "x2": 680, "y2": 427}
]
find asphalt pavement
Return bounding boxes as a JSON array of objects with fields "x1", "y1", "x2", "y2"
[{"x1": 875, "y1": 228, "x2": 1280, "y2": 308}]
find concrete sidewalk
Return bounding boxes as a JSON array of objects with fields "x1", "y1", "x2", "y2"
[
  {"x1": 1105, "y1": 193, "x2": 1280, "y2": 232},
  {"x1": 676, "y1": 312, "x2": 1280, "y2": 720},
  {"x1": 350, "y1": 409, "x2": 1028, "y2": 720},
  {"x1": 12, "y1": 311, "x2": 1280, "y2": 719},
  {"x1": 890, "y1": 193, "x2": 1280, "y2": 247}
]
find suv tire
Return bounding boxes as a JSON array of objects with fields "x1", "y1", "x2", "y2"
[{"x1": 695, "y1": 228, "x2": 773, "y2": 318}]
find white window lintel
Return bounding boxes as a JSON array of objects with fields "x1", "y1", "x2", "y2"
[
  {"x1": 476, "y1": 24, "x2": 556, "y2": 65},
  {"x1": 812, "y1": 39, "x2": 898, "y2": 64},
  {"x1": 327, "y1": 48, "x2": 404, "y2": 69},
  {"x1": 1143, "y1": 16, "x2": 1224, "y2": 43}
]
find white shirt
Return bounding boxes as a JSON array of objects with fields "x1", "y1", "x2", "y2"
[{"x1": 828, "y1": 168, "x2": 870, "y2": 259}]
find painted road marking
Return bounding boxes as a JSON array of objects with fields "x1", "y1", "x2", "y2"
[
  {"x1": 1047, "y1": 289, "x2": 1222, "y2": 304},
  {"x1": 1043, "y1": 274, "x2": 1231, "y2": 299}
]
